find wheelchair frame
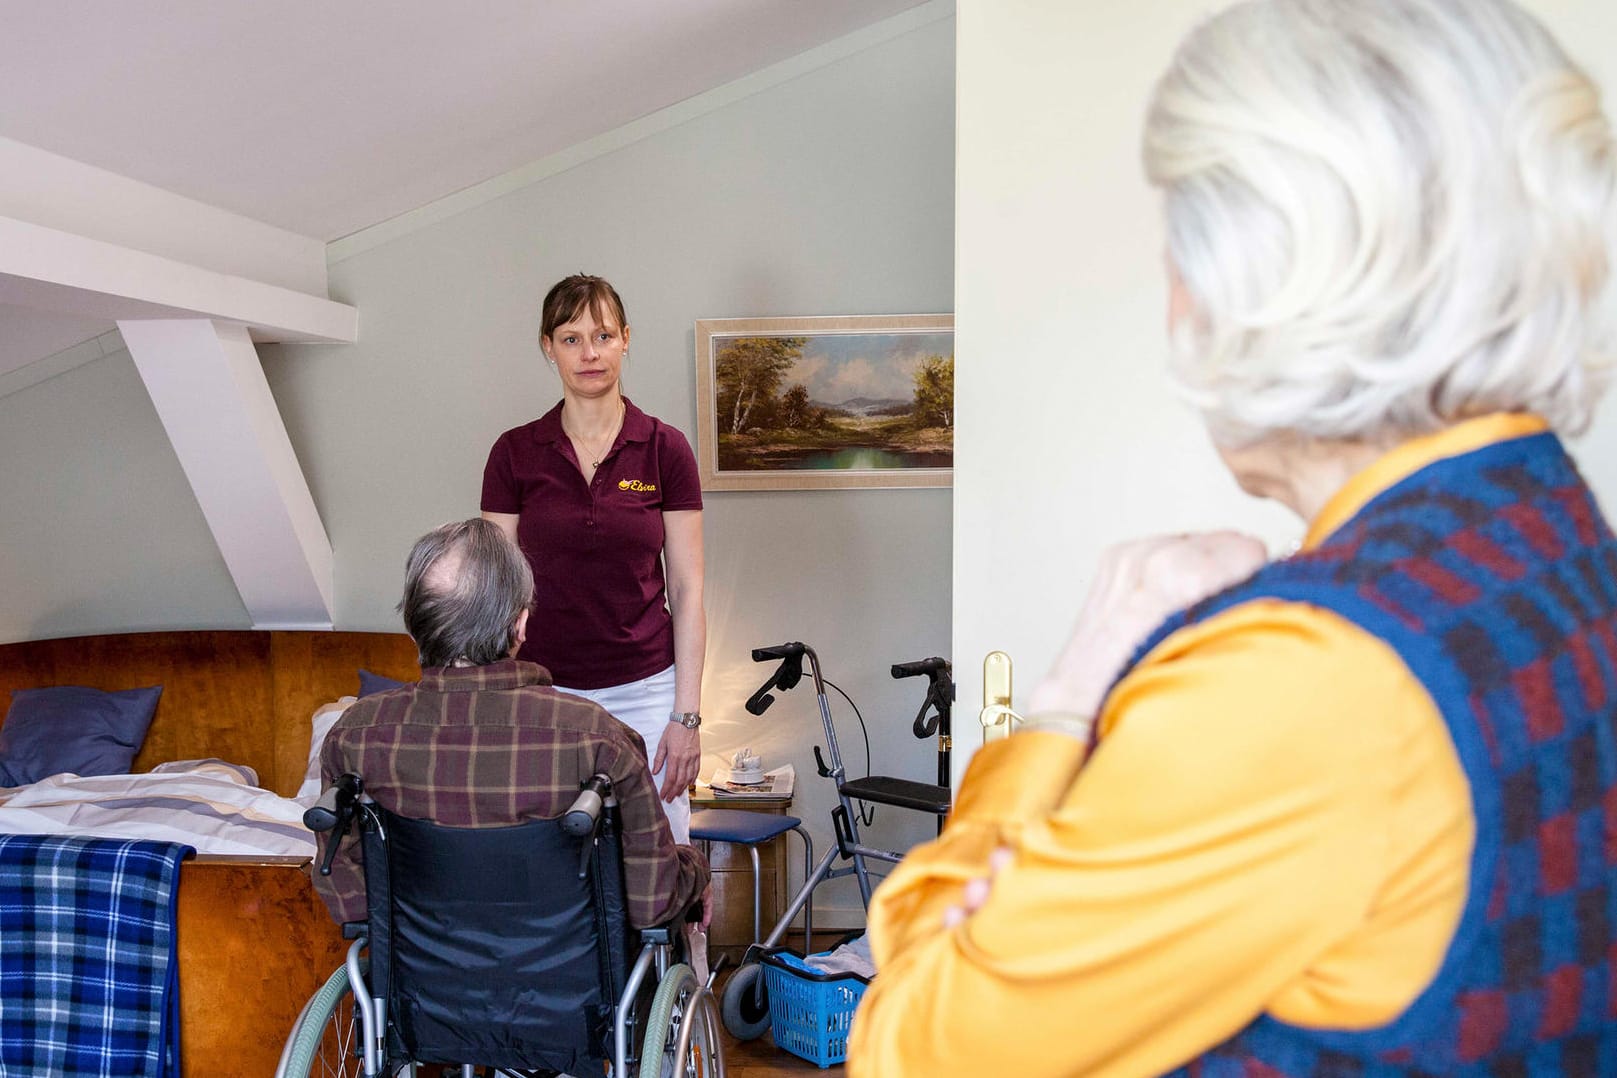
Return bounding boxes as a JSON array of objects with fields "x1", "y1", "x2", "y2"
[{"x1": 277, "y1": 774, "x2": 725, "y2": 1078}]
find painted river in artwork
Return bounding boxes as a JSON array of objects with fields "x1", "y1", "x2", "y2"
[{"x1": 730, "y1": 446, "x2": 954, "y2": 471}]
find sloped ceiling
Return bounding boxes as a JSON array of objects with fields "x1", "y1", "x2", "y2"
[{"x1": 0, "y1": 0, "x2": 933, "y2": 242}]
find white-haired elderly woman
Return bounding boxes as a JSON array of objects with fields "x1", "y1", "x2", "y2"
[{"x1": 850, "y1": 1, "x2": 1617, "y2": 1075}]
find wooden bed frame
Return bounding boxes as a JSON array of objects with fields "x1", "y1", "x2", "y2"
[{"x1": 0, "y1": 629, "x2": 421, "y2": 1077}]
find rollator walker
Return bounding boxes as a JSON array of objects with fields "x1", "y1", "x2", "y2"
[
  {"x1": 719, "y1": 641, "x2": 952, "y2": 1040},
  {"x1": 277, "y1": 772, "x2": 723, "y2": 1078}
]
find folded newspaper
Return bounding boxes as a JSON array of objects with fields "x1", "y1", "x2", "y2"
[{"x1": 708, "y1": 763, "x2": 795, "y2": 798}]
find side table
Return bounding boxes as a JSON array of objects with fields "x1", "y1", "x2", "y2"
[{"x1": 689, "y1": 788, "x2": 797, "y2": 964}]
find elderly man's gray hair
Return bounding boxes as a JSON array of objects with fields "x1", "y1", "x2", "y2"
[
  {"x1": 398, "y1": 519, "x2": 535, "y2": 669},
  {"x1": 1145, "y1": 0, "x2": 1616, "y2": 447}
]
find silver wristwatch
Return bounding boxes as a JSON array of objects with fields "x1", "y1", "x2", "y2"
[{"x1": 670, "y1": 711, "x2": 702, "y2": 729}]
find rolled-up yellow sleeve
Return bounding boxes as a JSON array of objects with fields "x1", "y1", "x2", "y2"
[{"x1": 848, "y1": 600, "x2": 1471, "y2": 1078}]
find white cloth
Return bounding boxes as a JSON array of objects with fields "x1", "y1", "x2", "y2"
[
  {"x1": 297, "y1": 697, "x2": 355, "y2": 803},
  {"x1": 804, "y1": 933, "x2": 876, "y2": 980},
  {"x1": 555, "y1": 663, "x2": 690, "y2": 844},
  {"x1": 0, "y1": 762, "x2": 316, "y2": 857}
]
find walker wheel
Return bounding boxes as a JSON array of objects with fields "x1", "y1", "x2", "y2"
[{"x1": 719, "y1": 961, "x2": 771, "y2": 1041}]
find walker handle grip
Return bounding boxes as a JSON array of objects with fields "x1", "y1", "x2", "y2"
[
  {"x1": 891, "y1": 657, "x2": 948, "y2": 679},
  {"x1": 746, "y1": 643, "x2": 806, "y2": 714},
  {"x1": 892, "y1": 658, "x2": 953, "y2": 739}
]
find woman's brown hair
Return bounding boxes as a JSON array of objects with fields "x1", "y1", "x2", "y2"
[{"x1": 539, "y1": 274, "x2": 627, "y2": 341}]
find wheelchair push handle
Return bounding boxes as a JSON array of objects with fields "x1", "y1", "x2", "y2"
[
  {"x1": 562, "y1": 773, "x2": 614, "y2": 837},
  {"x1": 746, "y1": 641, "x2": 807, "y2": 715},
  {"x1": 306, "y1": 773, "x2": 363, "y2": 878},
  {"x1": 304, "y1": 772, "x2": 362, "y2": 833}
]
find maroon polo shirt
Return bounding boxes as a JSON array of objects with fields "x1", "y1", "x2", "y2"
[{"x1": 481, "y1": 398, "x2": 703, "y2": 689}]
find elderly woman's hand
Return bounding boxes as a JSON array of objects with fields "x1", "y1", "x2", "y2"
[{"x1": 1026, "y1": 531, "x2": 1270, "y2": 730}]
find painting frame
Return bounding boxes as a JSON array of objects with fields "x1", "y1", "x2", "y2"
[{"x1": 693, "y1": 314, "x2": 954, "y2": 492}]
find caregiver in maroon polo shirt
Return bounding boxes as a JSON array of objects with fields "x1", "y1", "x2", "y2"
[{"x1": 481, "y1": 274, "x2": 705, "y2": 843}]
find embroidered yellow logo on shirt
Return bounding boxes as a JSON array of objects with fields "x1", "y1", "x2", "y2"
[{"x1": 619, "y1": 479, "x2": 657, "y2": 492}]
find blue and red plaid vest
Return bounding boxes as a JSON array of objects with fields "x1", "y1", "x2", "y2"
[{"x1": 1106, "y1": 430, "x2": 1617, "y2": 1077}]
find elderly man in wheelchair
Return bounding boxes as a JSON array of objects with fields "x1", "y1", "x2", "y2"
[{"x1": 279, "y1": 519, "x2": 721, "y2": 1078}]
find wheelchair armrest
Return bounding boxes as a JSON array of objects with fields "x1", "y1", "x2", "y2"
[
  {"x1": 341, "y1": 921, "x2": 368, "y2": 941},
  {"x1": 639, "y1": 898, "x2": 703, "y2": 946}
]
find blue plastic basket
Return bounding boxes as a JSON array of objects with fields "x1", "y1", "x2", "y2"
[{"x1": 760, "y1": 947, "x2": 870, "y2": 1068}]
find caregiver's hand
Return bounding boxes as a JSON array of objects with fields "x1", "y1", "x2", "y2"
[
  {"x1": 654, "y1": 721, "x2": 702, "y2": 802},
  {"x1": 1026, "y1": 531, "x2": 1270, "y2": 730}
]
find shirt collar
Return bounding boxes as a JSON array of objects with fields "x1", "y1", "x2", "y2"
[
  {"x1": 530, "y1": 397, "x2": 653, "y2": 446},
  {"x1": 1303, "y1": 412, "x2": 1550, "y2": 549},
  {"x1": 418, "y1": 658, "x2": 554, "y2": 692}
]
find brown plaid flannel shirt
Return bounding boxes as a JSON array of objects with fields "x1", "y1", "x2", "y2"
[{"x1": 311, "y1": 658, "x2": 708, "y2": 928}]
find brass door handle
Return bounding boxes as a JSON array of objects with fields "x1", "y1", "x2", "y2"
[{"x1": 979, "y1": 650, "x2": 1025, "y2": 742}]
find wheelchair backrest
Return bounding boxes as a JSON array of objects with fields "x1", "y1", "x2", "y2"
[{"x1": 360, "y1": 805, "x2": 632, "y2": 1074}]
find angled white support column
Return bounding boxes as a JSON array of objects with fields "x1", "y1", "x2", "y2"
[{"x1": 118, "y1": 319, "x2": 334, "y2": 629}]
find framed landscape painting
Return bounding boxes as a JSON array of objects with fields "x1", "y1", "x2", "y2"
[{"x1": 693, "y1": 314, "x2": 954, "y2": 491}]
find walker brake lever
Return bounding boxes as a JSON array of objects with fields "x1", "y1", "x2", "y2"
[
  {"x1": 813, "y1": 745, "x2": 832, "y2": 778},
  {"x1": 912, "y1": 698, "x2": 941, "y2": 739}
]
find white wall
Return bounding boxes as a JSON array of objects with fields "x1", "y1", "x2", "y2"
[
  {"x1": 262, "y1": 12, "x2": 957, "y2": 922},
  {"x1": 0, "y1": 346, "x2": 249, "y2": 640},
  {"x1": 952, "y1": 0, "x2": 1617, "y2": 780}
]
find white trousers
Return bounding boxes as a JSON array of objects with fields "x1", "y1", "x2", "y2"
[{"x1": 556, "y1": 663, "x2": 690, "y2": 844}]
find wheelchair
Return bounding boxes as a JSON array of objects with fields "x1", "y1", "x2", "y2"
[{"x1": 275, "y1": 772, "x2": 724, "y2": 1078}]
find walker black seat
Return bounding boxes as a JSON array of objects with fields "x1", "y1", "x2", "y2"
[
  {"x1": 837, "y1": 775, "x2": 951, "y2": 815},
  {"x1": 364, "y1": 808, "x2": 631, "y2": 1076}
]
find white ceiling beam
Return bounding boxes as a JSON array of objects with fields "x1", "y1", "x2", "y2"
[
  {"x1": 0, "y1": 135, "x2": 327, "y2": 293},
  {"x1": 118, "y1": 318, "x2": 335, "y2": 630},
  {"x1": 0, "y1": 215, "x2": 356, "y2": 343}
]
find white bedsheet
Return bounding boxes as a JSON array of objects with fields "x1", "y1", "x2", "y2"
[{"x1": 0, "y1": 759, "x2": 316, "y2": 858}]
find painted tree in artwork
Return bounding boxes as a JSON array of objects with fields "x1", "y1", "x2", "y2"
[
  {"x1": 715, "y1": 336, "x2": 807, "y2": 434},
  {"x1": 778, "y1": 383, "x2": 812, "y2": 429},
  {"x1": 911, "y1": 354, "x2": 954, "y2": 429}
]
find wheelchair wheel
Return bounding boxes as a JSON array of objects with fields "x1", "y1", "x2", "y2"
[
  {"x1": 278, "y1": 962, "x2": 367, "y2": 1078},
  {"x1": 639, "y1": 963, "x2": 720, "y2": 1078},
  {"x1": 719, "y1": 961, "x2": 770, "y2": 1041}
]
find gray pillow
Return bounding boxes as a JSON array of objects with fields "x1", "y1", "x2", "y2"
[{"x1": 0, "y1": 684, "x2": 162, "y2": 787}]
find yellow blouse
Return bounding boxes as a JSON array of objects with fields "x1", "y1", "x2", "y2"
[{"x1": 848, "y1": 414, "x2": 1548, "y2": 1078}]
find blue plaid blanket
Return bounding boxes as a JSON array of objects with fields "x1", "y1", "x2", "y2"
[{"x1": 0, "y1": 835, "x2": 194, "y2": 1077}]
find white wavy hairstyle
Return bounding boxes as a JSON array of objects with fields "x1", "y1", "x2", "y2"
[{"x1": 1144, "y1": 0, "x2": 1617, "y2": 447}]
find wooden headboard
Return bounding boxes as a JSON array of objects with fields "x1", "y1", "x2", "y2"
[{"x1": 0, "y1": 630, "x2": 420, "y2": 797}]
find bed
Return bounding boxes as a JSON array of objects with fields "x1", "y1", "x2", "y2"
[{"x1": 0, "y1": 629, "x2": 420, "y2": 1077}]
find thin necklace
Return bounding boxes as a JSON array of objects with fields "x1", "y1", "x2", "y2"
[{"x1": 568, "y1": 401, "x2": 625, "y2": 468}]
